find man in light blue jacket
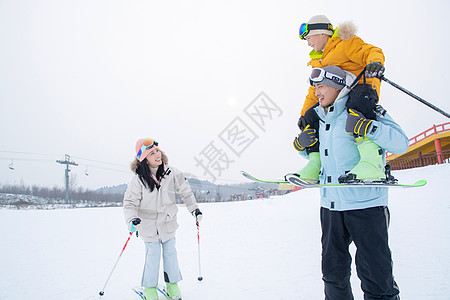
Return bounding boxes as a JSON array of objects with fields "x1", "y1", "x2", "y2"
[{"x1": 296, "y1": 65, "x2": 408, "y2": 299}]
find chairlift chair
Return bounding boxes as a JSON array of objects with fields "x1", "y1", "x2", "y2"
[{"x1": 8, "y1": 160, "x2": 14, "y2": 170}]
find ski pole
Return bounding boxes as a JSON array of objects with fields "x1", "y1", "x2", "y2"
[
  {"x1": 196, "y1": 219, "x2": 203, "y2": 281},
  {"x1": 380, "y1": 75, "x2": 450, "y2": 119},
  {"x1": 99, "y1": 228, "x2": 135, "y2": 296}
]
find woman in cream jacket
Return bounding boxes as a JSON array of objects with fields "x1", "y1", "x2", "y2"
[{"x1": 123, "y1": 138, "x2": 202, "y2": 300}]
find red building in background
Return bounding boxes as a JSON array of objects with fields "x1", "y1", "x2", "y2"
[{"x1": 387, "y1": 122, "x2": 450, "y2": 170}]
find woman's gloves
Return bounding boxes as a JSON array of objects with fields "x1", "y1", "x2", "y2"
[
  {"x1": 130, "y1": 218, "x2": 141, "y2": 236},
  {"x1": 129, "y1": 209, "x2": 203, "y2": 235},
  {"x1": 192, "y1": 208, "x2": 203, "y2": 222}
]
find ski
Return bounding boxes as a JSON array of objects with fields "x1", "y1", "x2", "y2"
[
  {"x1": 132, "y1": 285, "x2": 172, "y2": 299},
  {"x1": 285, "y1": 173, "x2": 427, "y2": 189},
  {"x1": 240, "y1": 170, "x2": 288, "y2": 184}
]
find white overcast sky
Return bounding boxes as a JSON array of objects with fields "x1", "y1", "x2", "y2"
[{"x1": 1, "y1": 0, "x2": 449, "y2": 190}]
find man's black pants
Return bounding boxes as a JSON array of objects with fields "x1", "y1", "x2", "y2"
[{"x1": 320, "y1": 206, "x2": 400, "y2": 300}]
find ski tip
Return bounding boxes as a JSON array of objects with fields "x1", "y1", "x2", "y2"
[
  {"x1": 240, "y1": 170, "x2": 253, "y2": 180},
  {"x1": 132, "y1": 286, "x2": 145, "y2": 299},
  {"x1": 413, "y1": 179, "x2": 427, "y2": 186}
]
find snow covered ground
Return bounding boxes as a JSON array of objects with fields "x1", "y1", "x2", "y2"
[{"x1": 0, "y1": 164, "x2": 449, "y2": 300}]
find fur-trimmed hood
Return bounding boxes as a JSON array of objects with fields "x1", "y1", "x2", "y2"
[
  {"x1": 303, "y1": 20, "x2": 384, "y2": 117},
  {"x1": 130, "y1": 151, "x2": 169, "y2": 173},
  {"x1": 336, "y1": 21, "x2": 357, "y2": 41}
]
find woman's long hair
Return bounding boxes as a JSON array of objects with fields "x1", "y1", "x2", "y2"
[{"x1": 131, "y1": 151, "x2": 168, "y2": 192}]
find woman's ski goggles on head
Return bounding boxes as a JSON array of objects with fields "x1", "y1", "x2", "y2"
[
  {"x1": 136, "y1": 138, "x2": 158, "y2": 160},
  {"x1": 299, "y1": 22, "x2": 334, "y2": 40},
  {"x1": 309, "y1": 68, "x2": 346, "y2": 86}
]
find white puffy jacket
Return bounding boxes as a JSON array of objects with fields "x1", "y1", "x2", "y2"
[{"x1": 123, "y1": 164, "x2": 198, "y2": 242}]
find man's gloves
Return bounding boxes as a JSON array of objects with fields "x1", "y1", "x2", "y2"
[
  {"x1": 192, "y1": 208, "x2": 203, "y2": 222},
  {"x1": 365, "y1": 62, "x2": 385, "y2": 78},
  {"x1": 346, "y1": 109, "x2": 373, "y2": 137},
  {"x1": 293, "y1": 125, "x2": 318, "y2": 151}
]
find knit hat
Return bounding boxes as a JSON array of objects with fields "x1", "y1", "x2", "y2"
[
  {"x1": 135, "y1": 138, "x2": 159, "y2": 162},
  {"x1": 309, "y1": 66, "x2": 346, "y2": 90},
  {"x1": 301, "y1": 15, "x2": 334, "y2": 39}
]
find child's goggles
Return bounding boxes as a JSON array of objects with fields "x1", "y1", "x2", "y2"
[
  {"x1": 137, "y1": 138, "x2": 158, "y2": 160},
  {"x1": 299, "y1": 22, "x2": 333, "y2": 40},
  {"x1": 309, "y1": 68, "x2": 346, "y2": 86}
]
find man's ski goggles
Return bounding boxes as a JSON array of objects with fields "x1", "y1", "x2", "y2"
[
  {"x1": 136, "y1": 138, "x2": 158, "y2": 160},
  {"x1": 309, "y1": 68, "x2": 346, "y2": 86},
  {"x1": 299, "y1": 22, "x2": 333, "y2": 40}
]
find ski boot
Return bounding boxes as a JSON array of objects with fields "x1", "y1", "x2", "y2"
[
  {"x1": 384, "y1": 164, "x2": 398, "y2": 184},
  {"x1": 338, "y1": 137, "x2": 385, "y2": 183},
  {"x1": 294, "y1": 151, "x2": 321, "y2": 182},
  {"x1": 143, "y1": 287, "x2": 158, "y2": 300},
  {"x1": 166, "y1": 282, "x2": 182, "y2": 300}
]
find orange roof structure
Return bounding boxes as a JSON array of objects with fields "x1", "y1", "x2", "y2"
[{"x1": 387, "y1": 122, "x2": 450, "y2": 170}]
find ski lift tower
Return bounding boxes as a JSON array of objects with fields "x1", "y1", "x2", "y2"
[
  {"x1": 248, "y1": 182, "x2": 263, "y2": 192},
  {"x1": 248, "y1": 182, "x2": 264, "y2": 199},
  {"x1": 56, "y1": 154, "x2": 78, "y2": 202}
]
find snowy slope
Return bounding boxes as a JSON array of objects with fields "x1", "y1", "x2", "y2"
[{"x1": 0, "y1": 164, "x2": 449, "y2": 300}]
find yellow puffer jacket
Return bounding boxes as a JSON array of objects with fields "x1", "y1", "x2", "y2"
[{"x1": 301, "y1": 22, "x2": 385, "y2": 116}]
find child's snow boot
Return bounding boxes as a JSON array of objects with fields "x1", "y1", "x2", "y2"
[
  {"x1": 295, "y1": 151, "x2": 321, "y2": 181},
  {"x1": 166, "y1": 282, "x2": 182, "y2": 300},
  {"x1": 143, "y1": 287, "x2": 158, "y2": 300},
  {"x1": 339, "y1": 137, "x2": 385, "y2": 183}
]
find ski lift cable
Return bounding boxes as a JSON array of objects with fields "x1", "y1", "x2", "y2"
[
  {"x1": 0, "y1": 150, "x2": 60, "y2": 157},
  {"x1": 71, "y1": 156, "x2": 128, "y2": 168},
  {"x1": 0, "y1": 156, "x2": 129, "y2": 174},
  {"x1": 74, "y1": 164, "x2": 129, "y2": 174},
  {"x1": 0, "y1": 151, "x2": 128, "y2": 168},
  {"x1": 0, "y1": 155, "x2": 127, "y2": 169},
  {"x1": 0, "y1": 157, "x2": 54, "y2": 163},
  {"x1": 1, "y1": 152, "x2": 251, "y2": 183}
]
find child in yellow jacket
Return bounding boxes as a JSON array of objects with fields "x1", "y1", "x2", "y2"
[{"x1": 294, "y1": 15, "x2": 387, "y2": 183}]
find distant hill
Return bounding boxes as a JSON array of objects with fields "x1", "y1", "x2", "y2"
[
  {"x1": 96, "y1": 177, "x2": 279, "y2": 202},
  {"x1": 0, "y1": 176, "x2": 281, "y2": 209},
  {"x1": 96, "y1": 184, "x2": 127, "y2": 195}
]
